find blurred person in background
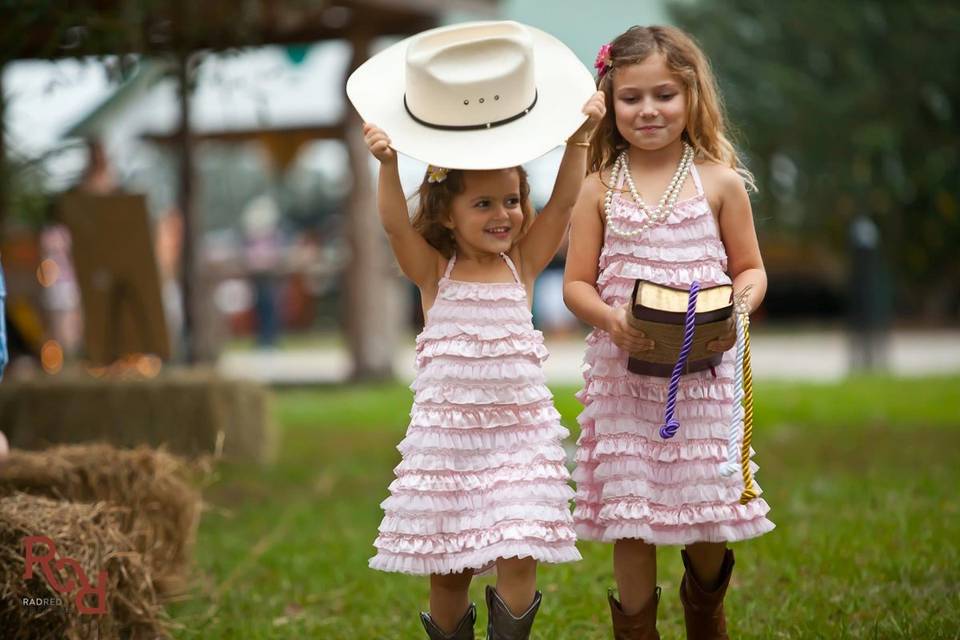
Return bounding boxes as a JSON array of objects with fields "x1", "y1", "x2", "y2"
[
  {"x1": 242, "y1": 195, "x2": 284, "y2": 348},
  {"x1": 44, "y1": 139, "x2": 120, "y2": 357}
]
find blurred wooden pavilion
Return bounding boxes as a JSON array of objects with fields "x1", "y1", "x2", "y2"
[{"x1": 0, "y1": 0, "x2": 497, "y2": 379}]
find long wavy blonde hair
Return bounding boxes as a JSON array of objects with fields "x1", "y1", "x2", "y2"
[{"x1": 589, "y1": 25, "x2": 756, "y2": 191}]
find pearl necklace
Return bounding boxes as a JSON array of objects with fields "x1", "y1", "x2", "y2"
[{"x1": 604, "y1": 142, "x2": 694, "y2": 238}]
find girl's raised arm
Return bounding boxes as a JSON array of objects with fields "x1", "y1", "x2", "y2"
[
  {"x1": 517, "y1": 92, "x2": 606, "y2": 279},
  {"x1": 364, "y1": 123, "x2": 442, "y2": 288}
]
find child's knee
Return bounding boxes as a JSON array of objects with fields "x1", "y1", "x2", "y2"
[
  {"x1": 497, "y1": 556, "x2": 537, "y2": 581},
  {"x1": 615, "y1": 538, "x2": 657, "y2": 559},
  {"x1": 431, "y1": 570, "x2": 473, "y2": 592}
]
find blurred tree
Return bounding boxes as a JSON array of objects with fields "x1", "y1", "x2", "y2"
[
  {"x1": 3, "y1": 155, "x2": 56, "y2": 230},
  {"x1": 671, "y1": 0, "x2": 960, "y2": 320}
]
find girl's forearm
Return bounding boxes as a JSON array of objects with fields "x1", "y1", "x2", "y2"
[
  {"x1": 732, "y1": 268, "x2": 767, "y2": 314},
  {"x1": 377, "y1": 160, "x2": 410, "y2": 234},
  {"x1": 544, "y1": 143, "x2": 589, "y2": 213},
  {"x1": 566, "y1": 268, "x2": 764, "y2": 329},
  {"x1": 563, "y1": 280, "x2": 612, "y2": 332}
]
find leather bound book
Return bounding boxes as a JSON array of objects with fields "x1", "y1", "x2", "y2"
[{"x1": 626, "y1": 279, "x2": 734, "y2": 377}]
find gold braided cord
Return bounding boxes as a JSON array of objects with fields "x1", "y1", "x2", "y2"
[{"x1": 738, "y1": 313, "x2": 759, "y2": 505}]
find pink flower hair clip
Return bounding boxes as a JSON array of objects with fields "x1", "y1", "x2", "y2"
[{"x1": 594, "y1": 43, "x2": 613, "y2": 79}]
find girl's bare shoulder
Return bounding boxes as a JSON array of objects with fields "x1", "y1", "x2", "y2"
[
  {"x1": 579, "y1": 171, "x2": 607, "y2": 216},
  {"x1": 695, "y1": 160, "x2": 747, "y2": 197},
  {"x1": 583, "y1": 171, "x2": 607, "y2": 194}
]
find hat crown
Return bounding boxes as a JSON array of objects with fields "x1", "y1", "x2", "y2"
[{"x1": 405, "y1": 21, "x2": 537, "y2": 129}]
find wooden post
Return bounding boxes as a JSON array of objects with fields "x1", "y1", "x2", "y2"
[
  {"x1": 176, "y1": 51, "x2": 200, "y2": 363},
  {"x1": 342, "y1": 34, "x2": 404, "y2": 381},
  {"x1": 0, "y1": 64, "x2": 7, "y2": 243}
]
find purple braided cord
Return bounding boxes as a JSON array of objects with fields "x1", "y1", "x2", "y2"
[{"x1": 659, "y1": 281, "x2": 701, "y2": 439}]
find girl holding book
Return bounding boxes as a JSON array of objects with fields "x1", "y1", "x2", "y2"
[
  {"x1": 563, "y1": 25, "x2": 775, "y2": 639},
  {"x1": 348, "y1": 21, "x2": 604, "y2": 640}
]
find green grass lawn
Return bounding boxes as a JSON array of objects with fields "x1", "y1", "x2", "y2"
[{"x1": 168, "y1": 376, "x2": 960, "y2": 639}]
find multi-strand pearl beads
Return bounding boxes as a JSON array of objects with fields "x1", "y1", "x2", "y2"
[{"x1": 604, "y1": 142, "x2": 694, "y2": 238}]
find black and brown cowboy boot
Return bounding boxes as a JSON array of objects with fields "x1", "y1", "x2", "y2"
[
  {"x1": 679, "y1": 548, "x2": 735, "y2": 640},
  {"x1": 608, "y1": 587, "x2": 661, "y2": 640},
  {"x1": 485, "y1": 585, "x2": 542, "y2": 640},
  {"x1": 420, "y1": 603, "x2": 477, "y2": 640}
]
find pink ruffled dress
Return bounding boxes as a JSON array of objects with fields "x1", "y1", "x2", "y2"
[
  {"x1": 370, "y1": 252, "x2": 581, "y2": 575},
  {"x1": 573, "y1": 163, "x2": 775, "y2": 544}
]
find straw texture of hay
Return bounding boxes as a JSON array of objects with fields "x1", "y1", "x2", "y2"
[
  {"x1": 0, "y1": 444, "x2": 207, "y2": 597},
  {"x1": 0, "y1": 493, "x2": 170, "y2": 640},
  {"x1": 0, "y1": 370, "x2": 277, "y2": 464}
]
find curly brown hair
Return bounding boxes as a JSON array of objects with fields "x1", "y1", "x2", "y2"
[
  {"x1": 410, "y1": 166, "x2": 536, "y2": 258},
  {"x1": 589, "y1": 25, "x2": 755, "y2": 190}
]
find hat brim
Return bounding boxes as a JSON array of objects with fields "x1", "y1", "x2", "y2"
[{"x1": 346, "y1": 22, "x2": 596, "y2": 170}]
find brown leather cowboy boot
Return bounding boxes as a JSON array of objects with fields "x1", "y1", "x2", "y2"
[
  {"x1": 608, "y1": 587, "x2": 661, "y2": 640},
  {"x1": 485, "y1": 585, "x2": 542, "y2": 640},
  {"x1": 420, "y1": 603, "x2": 477, "y2": 640},
  {"x1": 679, "y1": 548, "x2": 735, "y2": 640}
]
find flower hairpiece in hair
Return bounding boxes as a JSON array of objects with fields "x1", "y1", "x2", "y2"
[
  {"x1": 594, "y1": 43, "x2": 613, "y2": 78},
  {"x1": 427, "y1": 165, "x2": 449, "y2": 184}
]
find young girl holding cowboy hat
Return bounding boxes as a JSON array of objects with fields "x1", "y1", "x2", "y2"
[{"x1": 348, "y1": 20, "x2": 604, "y2": 640}]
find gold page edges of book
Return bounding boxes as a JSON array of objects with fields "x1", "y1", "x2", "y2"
[{"x1": 626, "y1": 280, "x2": 733, "y2": 375}]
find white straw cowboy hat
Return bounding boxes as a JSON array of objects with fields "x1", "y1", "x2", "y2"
[{"x1": 346, "y1": 20, "x2": 595, "y2": 170}]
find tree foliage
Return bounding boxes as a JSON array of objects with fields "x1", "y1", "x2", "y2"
[{"x1": 671, "y1": 0, "x2": 960, "y2": 317}]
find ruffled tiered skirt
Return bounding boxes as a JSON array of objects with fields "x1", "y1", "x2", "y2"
[
  {"x1": 370, "y1": 279, "x2": 581, "y2": 575},
  {"x1": 573, "y1": 336, "x2": 774, "y2": 544}
]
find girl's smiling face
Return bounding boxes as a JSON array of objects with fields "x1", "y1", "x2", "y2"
[
  {"x1": 611, "y1": 53, "x2": 688, "y2": 151},
  {"x1": 445, "y1": 169, "x2": 525, "y2": 256}
]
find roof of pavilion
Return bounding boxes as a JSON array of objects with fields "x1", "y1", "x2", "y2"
[{"x1": 2, "y1": 0, "x2": 497, "y2": 62}]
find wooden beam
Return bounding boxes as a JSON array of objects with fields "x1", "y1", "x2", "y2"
[
  {"x1": 175, "y1": 51, "x2": 198, "y2": 364},
  {"x1": 357, "y1": 0, "x2": 498, "y2": 17},
  {"x1": 142, "y1": 124, "x2": 346, "y2": 146},
  {"x1": 1, "y1": 0, "x2": 497, "y2": 61},
  {"x1": 342, "y1": 31, "x2": 403, "y2": 381}
]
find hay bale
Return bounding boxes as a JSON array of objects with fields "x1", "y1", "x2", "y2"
[
  {"x1": 0, "y1": 369, "x2": 278, "y2": 463},
  {"x1": 0, "y1": 444, "x2": 207, "y2": 597},
  {"x1": 0, "y1": 493, "x2": 170, "y2": 640}
]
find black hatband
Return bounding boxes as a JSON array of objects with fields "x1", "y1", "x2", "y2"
[{"x1": 403, "y1": 91, "x2": 538, "y2": 131}]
